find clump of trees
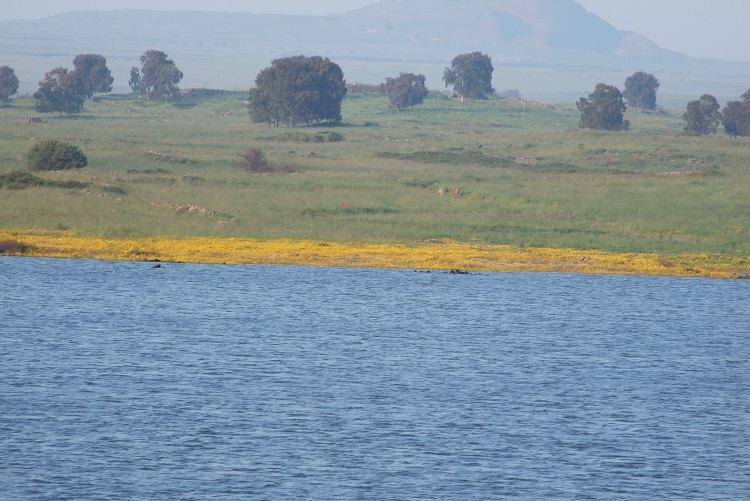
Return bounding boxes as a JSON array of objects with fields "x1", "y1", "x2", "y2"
[
  {"x1": 577, "y1": 83, "x2": 629, "y2": 131},
  {"x1": 443, "y1": 52, "x2": 494, "y2": 101},
  {"x1": 33, "y1": 54, "x2": 113, "y2": 114},
  {"x1": 623, "y1": 71, "x2": 660, "y2": 112},
  {"x1": 0, "y1": 66, "x2": 20, "y2": 103},
  {"x1": 683, "y1": 94, "x2": 721, "y2": 135},
  {"x1": 129, "y1": 50, "x2": 183, "y2": 101},
  {"x1": 26, "y1": 139, "x2": 88, "y2": 171},
  {"x1": 384, "y1": 72, "x2": 429, "y2": 110},
  {"x1": 248, "y1": 56, "x2": 347, "y2": 127},
  {"x1": 721, "y1": 90, "x2": 750, "y2": 137}
]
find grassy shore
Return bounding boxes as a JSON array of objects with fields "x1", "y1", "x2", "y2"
[
  {"x1": 1, "y1": 90, "x2": 749, "y2": 278},
  {"x1": 2, "y1": 230, "x2": 748, "y2": 279}
]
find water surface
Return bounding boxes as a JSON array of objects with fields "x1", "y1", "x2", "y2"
[{"x1": 1, "y1": 257, "x2": 748, "y2": 499}]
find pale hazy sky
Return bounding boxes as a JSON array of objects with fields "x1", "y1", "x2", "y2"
[{"x1": 2, "y1": 1, "x2": 749, "y2": 61}]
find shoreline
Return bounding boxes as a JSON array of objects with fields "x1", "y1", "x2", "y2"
[{"x1": 1, "y1": 230, "x2": 749, "y2": 279}]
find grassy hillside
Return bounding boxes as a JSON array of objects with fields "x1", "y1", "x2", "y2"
[{"x1": 1, "y1": 90, "x2": 749, "y2": 258}]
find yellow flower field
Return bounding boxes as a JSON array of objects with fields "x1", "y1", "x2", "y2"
[{"x1": 2, "y1": 230, "x2": 749, "y2": 279}]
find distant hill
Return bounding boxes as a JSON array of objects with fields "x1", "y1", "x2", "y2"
[
  {"x1": 1, "y1": 0, "x2": 748, "y2": 106},
  {"x1": 339, "y1": 0, "x2": 676, "y2": 59}
]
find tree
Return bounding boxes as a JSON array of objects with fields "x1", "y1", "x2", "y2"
[
  {"x1": 721, "y1": 90, "x2": 750, "y2": 137},
  {"x1": 443, "y1": 52, "x2": 494, "y2": 101},
  {"x1": 384, "y1": 72, "x2": 429, "y2": 110},
  {"x1": 0, "y1": 66, "x2": 19, "y2": 103},
  {"x1": 577, "y1": 83, "x2": 629, "y2": 131},
  {"x1": 623, "y1": 71, "x2": 660, "y2": 112},
  {"x1": 33, "y1": 67, "x2": 86, "y2": 114},
  {"x1": 129, "y1": 50, "x2": 183, "y2": 101},
  {"x1": 248, "y1": 55, "x2": 347, "y2": 127},
  {"x1": 683, "y1": 94, "x2": 721, "y2": 136},
  {"x1": 72, "y1": 54, "x2": 113, "y2": 98},
  {"x1": 26, "y1": 139, "x2": 88, "y2": 171}
]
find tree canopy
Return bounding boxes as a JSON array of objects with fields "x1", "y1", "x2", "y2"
[
  {"x1": 384, "y1": 72, "x2": 429, "y2": 110},
  {"x1": 623, "y1": 71, "x2": 660, "y2": 112},
  {"x1": 129, "y1": 50, "x2": 183, "y2": 101},
  {"x1": 0, "y1": 66, "x2": 19, "y2": 103},
  {"x1": 248, "y1": 56, "x2": 347, "y2": 127},
  {"x1": 721, "y1": 90, "x2": 750, "y2": 137},
  {"x1": 443, "y1": 52, "x2": 494, "y2": 101},
  {"x1": 72, "y1": 54, "x2": 114, "y2": 99},
  {"x1": 577, "y1": 83, "x2": 629, "y2": 131},
  {"x1": 33, "y1": 67, "x2": 86, "y2": 114},
  {"x1": 32, "y1": 54, "x2": 113, "y2": 114},
  {"x1": 683, "y1": 94, "x2": 721, "y2": 136}
]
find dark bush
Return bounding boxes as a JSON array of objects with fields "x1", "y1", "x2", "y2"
[
  {"x1": 280, "y1": 163, "x2": 300, "y2": 174},
  {"x1": 239, "y1": 148, "x2": 274, "y2": 173},
  {"x1": 270, "y1": 131, "x2": 344, "y2": 143},
  {"x1": 27, "y1": 139, "x2": 88, "y2": 171},
  {"x1": 0, "y1": 170, "x2": 88, "y2": 190},
  {"x1": 498, "y1": 89, "x2": 522, "y2": 99},
  {"x1": 0, "y1": 170, "x2": 48, "y2": 189},
  {"x1": 0, "y1": 238, "x2": 27, "y2": 254}
]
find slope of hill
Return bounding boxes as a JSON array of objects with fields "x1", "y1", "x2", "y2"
[
  {"x1": 339, "y1": 0, "x2": 675, "y2": 59},
  {"x1": 1, "y1": 0, "x2": 748, "y2": 105}
]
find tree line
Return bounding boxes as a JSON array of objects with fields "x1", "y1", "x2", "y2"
[
  {"x1": 0, "y1": 50, "x2": 184, "y2": 114},
  {"x1": 2, "y1": 49, "x2": 750, "y2": 137}
]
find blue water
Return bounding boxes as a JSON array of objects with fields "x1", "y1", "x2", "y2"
[{"x1": 1, "y1": 257, "x2": 748, "y2": 500}]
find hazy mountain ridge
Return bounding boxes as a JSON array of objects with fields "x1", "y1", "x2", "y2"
[
  {"x1": 1, "y1": 0, "x2": 748, "y2": 105},
  {"x1": 340, "y1": 0, "x2": 674, "y2": 58}
]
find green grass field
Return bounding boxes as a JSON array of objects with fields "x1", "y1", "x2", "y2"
[{"x1": 1, "y1": 90, "x2": 749, "y2": 257}]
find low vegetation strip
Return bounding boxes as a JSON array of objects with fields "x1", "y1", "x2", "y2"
[
  {"x1": 377, "y1": 149, "x2": 514, "y2": 168},
  {"x1": 376, "y1": 149, "x2": 580, "y2": 173},
  {"x1": 2, "y1": 230, "x2": 748, "y2": 279},
  {"x1": 0, "y1": 171, "x2": 88, "y2": 190}
]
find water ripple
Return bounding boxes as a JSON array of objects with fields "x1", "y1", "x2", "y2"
[{"x1": 1, "y1": 257, "x2": 748, "y2": 500}]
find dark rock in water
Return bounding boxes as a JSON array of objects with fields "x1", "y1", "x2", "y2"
[
  {"x1": 449, "y1": 269, "x2": 469, "y2": 274},
  {"x1": 152, "y1": 264, "x2": 162, "y2": 268}
]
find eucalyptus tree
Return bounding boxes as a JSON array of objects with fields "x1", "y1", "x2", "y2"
[
  {"x1": 129, "y1": 50, "x2": 183, "y2": 101},
  {"x1": 249, "y1": 55, "x2": 346, "y2": 127},
  {"x1": 623, "y1": 71, "x2": 660, "y2": 112},
  {"x1": 577, "y1": 83, "x2": 629, "y2": 131},
  {"x1": 722, "y1": 89, "x2": 750, "y2": 137},
  {"x1": 443, "y1": 52, "x2": 494, "y2": 101},
  {"x1": 384, "y1": 72, "x2": 429, "y2": 110},
  {"x1": 0, "y1": 66, "x2": 19, "y2": 103},
  {"x1": 683, "y1": 94, "x2": 721, "y2": 135}
]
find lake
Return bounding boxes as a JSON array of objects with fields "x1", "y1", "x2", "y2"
[{"x1": 1, "y1": 257, "x2": 748, "y2": 500}]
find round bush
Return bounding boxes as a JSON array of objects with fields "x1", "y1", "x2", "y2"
[
  {"x1": 27, "y1": 139, "x2": 88, "y2": 171},
  {"x1": 239, "y1": 147, "x2": 274, "y2": 173}
]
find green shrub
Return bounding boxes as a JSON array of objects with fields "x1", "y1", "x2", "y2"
[{"x1": 27, "y1": 139, "x2": 88, "y2": 171}]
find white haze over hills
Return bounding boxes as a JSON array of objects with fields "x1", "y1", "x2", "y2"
[
  {"x1": 1, "y1": 0, "x2": 748, "y2": 106},
  {"x1": 3, "y1": 0, "x2": 749, "y2": 62}
]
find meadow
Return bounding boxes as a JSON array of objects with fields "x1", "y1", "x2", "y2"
[{"x1": 1, "y1": 90, "x2": 749, "y2": 276}]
